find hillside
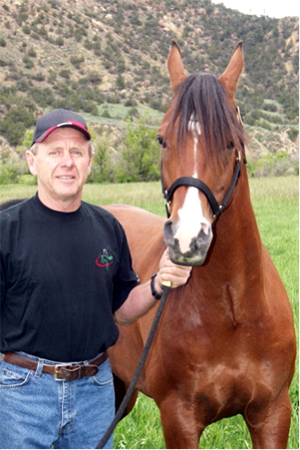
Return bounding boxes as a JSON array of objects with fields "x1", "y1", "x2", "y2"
[{"x1": 0, "y1": 0, "x2": 298, "y2": 171}]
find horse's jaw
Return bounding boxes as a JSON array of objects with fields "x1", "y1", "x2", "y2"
[{"x1": 163, "y1": 221, "x2": 213, "y2": 266}]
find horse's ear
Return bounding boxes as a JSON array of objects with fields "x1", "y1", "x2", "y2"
[
  {"x1": 167, "y1": 40, "x2": 187, "y2": 90},
  {"x1": 219, "y1": 41, "x2": 244, "y2": 99}
]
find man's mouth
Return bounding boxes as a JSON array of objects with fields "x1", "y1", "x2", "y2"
[{"x1": 57, "y1": 175, "x2": 75, "y2": 180}]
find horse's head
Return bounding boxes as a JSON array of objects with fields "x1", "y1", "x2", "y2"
[{"x1": 159, "y1": 41, "x2": 246, "y2": 266}]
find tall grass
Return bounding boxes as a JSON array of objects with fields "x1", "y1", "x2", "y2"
[{"x1": 0, "y1": 176, "x2": 298, "y2": 449}]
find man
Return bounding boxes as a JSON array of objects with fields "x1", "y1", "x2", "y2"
[{"x1": 0, "y1": 109, "x2": 191, "y2": 449}]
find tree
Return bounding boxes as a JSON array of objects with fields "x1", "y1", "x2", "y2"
[
  {"x1": 116, "y1": 117, "x2": 160, "y2": 182},
  {"x1": 0, "y1": 106, "x2": 35, "y2": 146},
  {"x1": 89, "y1": 132, "x2": 116, "y2": 183}
]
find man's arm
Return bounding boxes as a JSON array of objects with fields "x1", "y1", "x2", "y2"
[{"x1": 114, "y1": 250, "x2": 192, "y2": 326}]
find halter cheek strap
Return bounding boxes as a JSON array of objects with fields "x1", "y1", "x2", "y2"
[{"x1": 162, "y1": 154, "x2": 242, "y2": 222}]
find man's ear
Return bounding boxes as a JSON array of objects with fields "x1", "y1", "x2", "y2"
[
  {"x1": 26, "y1": 151, "x2": 37, "y2": 176},
  {"x1": 87, "y1": 152, "x2": 95, "y2": 174}
]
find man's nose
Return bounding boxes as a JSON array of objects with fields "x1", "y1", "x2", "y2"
[{"x1": 60, "y1": 152, "x2": 75, "y2": 166}]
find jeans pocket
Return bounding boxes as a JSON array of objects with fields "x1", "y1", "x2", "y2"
[
  {"x1": 91, "y1": 359, "x2": 113, "y2": 387},
  {"x1": 0, "y1": 365, "x2": 33, "y2": 389}
]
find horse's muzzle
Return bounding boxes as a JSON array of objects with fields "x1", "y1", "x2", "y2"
[{"x1": 163, "y1": 220, "x2": 213, "y2": 266}]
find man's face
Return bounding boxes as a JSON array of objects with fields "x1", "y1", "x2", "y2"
[{"x1": 26, "y1": 127, "x2": 94, "y2": 211}]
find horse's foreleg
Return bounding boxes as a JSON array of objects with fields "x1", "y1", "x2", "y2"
[
  {"x1": 159, "y1": 395, "x2": 203, "y2": 449},
  {"x1": 245, "y1": 388, "x2": 292, "y2": 449}
]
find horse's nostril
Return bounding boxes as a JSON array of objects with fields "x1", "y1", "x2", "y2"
[
  {"x1": 163, "y1": 220, "x2": 175, "y2": 246},
  {"x1": 191, "y1": 228, "x2": 213, "y2": 251}
]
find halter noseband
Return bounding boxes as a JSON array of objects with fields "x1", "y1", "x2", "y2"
[{"x1": 162, "y1": 152, "x2": 242, "y2": 222}]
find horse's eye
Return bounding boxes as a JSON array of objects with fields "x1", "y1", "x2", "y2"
[
  {"x1": 226, "y1": 141, "x2": 235, "y2": 150},
  {"x1": 157, "y1": 135, "x2": 167, "y2": 148}
]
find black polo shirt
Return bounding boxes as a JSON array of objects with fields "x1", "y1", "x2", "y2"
[{"x1": 0, "y1": 194, "x2": 138, "y2": 362}]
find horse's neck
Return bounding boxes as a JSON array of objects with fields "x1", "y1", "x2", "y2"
[
  {"x1": 203, "y1": 171, "x2": 265, "y2": 314},
  {"x1": 219, "y1": 174, "x2": 262, "y2": 265}
]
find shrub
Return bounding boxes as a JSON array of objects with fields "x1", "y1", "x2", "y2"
[
  {"x1": 247, "y1": 151, "x2": 297, "y2": 177},
  {"x1": 0, "y1": 158, "x2": 31, "y2": 184},
  {"x1": 89, "y1": 133, "x2": 116, "y2": 183},
  {"x1": 56, "y1": 37, "x2": 64, "y2": 46},
  {"x1": 28, "y1": 47, "x2": 37, "y2": 57},
  {"x1": 32, "y1": 72, "x2": 45, "y2": 82},
  {"x1": 59, "y1": 69, "x2": 70, "y2": 79},
  {"x1": 2, "y1": 121, "x2": 26, "y2": 146},
  {"x1": 29, "y1": 87, "x2": 55, "y2": 107},
  {"x1": 84, "y1": 39, "x2": 93, "y2": 50},
  {"x1": 81, "y1": 101, "x2": 98, "y2": 115},
  {"x1": 0, "y1": 106, "x2": 35, "y2": 146},
  {"x1": 70, "y1": 55, "x2": 84, "y2": 68},
  {"x1": 116, "y1": 73, "x2": 125, "y2": 90},
  {"x1": 287, "y1": 128, "x2": 299, "y2": 142},
  {"x1": 0, "y1": 59, "x2": 8, "y2": 67},
  {"x1": 23, "y1": 55, "x2": 34, "y2": 69},
  {"x1": 116, "y1": 117, "x2": 160, "y2": 182},
  {"x1": 0, "y1": 163, "x2": 19, "y2": 184}
]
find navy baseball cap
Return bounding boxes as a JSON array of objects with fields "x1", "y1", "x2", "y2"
[{"x1": 31, "y1": 109, "x2": 91, "y2": 147}]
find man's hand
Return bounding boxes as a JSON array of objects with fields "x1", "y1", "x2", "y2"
[{"x1": 155, "y1": 249, "x2": 192, "y2": 292}]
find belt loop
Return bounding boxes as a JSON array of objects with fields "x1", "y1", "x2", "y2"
[{"x1": 35, "y1": 358, "x2": 44, "y2": 378}]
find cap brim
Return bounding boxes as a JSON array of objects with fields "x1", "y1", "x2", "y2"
[{"x1": 34, "y1": 121, "x2": 91, "y2": 144}]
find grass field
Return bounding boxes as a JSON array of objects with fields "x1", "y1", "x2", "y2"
[{"x1": 0, "y1": 176, "x2": 298, "y2": 449}]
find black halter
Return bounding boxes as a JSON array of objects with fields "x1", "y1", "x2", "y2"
[{"x1": 161, "y1": 153, "x2": 242, "y2": 222}]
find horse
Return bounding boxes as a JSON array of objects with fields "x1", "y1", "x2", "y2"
[{"x1": 104, "y1": 41, "x2": 296, "y2": 449}]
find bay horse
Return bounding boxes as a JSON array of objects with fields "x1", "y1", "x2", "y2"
[{"x1": 105, "y1": 41, "x2": 296, "y2": 448}]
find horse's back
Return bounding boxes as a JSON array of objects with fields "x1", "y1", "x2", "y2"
[{"x1": 102, "y1": 204, "x2": 166, "y2": 280}]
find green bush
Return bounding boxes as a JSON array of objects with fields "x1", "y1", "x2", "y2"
[
  {"x1": 56, "y1": 37, "x2": 64, "y2": 46},
  {"x1": 0, "y1": 59, "x2": 9, "y2": 67},
  {"x1": 0, "y1": 158, "x2": 29, "y2": 184},
  {"x1": 0, "y1": 106, "x2": 35, "y2": 146},
  {"x1": 287, "y1": 128, "x2": 299, "y2": 142},
  {"x1": 22, "y1": 25, "x2": 31, "y2": 35},
  {"x1": 28, "y1": 47, "x2": 37, "y2": 57},
  {"x1": 70, "y1": 55, "x2": 84, "y2": 68},
  {"x1": 247, "y1": 151, "x2": 297, "y2": 177},
  {"x1": 23, "y1": 55, "x2": 34, "y2": 69},
  {"x1": 59, "y1": 69, "x2": 70, "y2": 79},
  {"x1": 89, "y1": 134, "x2": 116, "y2": 183},
  {"x1": 116, "y1": 117, "x2": 160, "y2": 182},
  {"x1": 0, "y1": 163, "x2": 19, "y2": 184}
]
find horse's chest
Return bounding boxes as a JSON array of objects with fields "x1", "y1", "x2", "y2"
[
  {"x1": 154, "y1": 323, "x2": 281, "y2": 420},
  {"x1": 192, "y1": 361, "x2": 272, "y2": 418}
]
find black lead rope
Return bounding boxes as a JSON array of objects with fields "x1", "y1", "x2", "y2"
[{"x1": 96, "y1": 283, "x2": 171, "y2": 449}]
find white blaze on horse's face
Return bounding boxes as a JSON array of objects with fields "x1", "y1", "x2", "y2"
[{"x1": 165, "y1": 115, "x2": 213, "y2": 266}]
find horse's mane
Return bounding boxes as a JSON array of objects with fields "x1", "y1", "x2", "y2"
[{"x1": 168, "y1": 73, "x2": 245, "y2": 158}]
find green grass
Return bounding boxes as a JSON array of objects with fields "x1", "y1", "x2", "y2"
[{"x1": 0, "y1": 176, "x2": 298, "y2": 449}]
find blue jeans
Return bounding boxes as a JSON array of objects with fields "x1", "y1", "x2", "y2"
[{"x1": 0, "y1": 352, "x2": 115, "y2": 449}]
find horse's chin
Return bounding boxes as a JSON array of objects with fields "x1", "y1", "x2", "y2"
[{"x1": 168, "y1": 247, "x2": 209, "y2": 267}]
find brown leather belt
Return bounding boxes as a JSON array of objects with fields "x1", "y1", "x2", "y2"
[{"x1": 1, "y1": 351, "x2": 108, "y2": 382}]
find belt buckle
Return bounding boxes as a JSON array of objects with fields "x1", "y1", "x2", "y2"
[{"x1": 54, "y1": 363, "x2": 81, "y2": 381}]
